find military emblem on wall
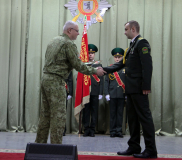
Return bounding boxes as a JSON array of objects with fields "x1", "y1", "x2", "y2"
[{"x1": 64, "y1": 0, "x2": 112, "y2": 29}]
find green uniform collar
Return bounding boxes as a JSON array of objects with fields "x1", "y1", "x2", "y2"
[{"x1": 61, "y1": 33, "x2": 70, "y2": 39}]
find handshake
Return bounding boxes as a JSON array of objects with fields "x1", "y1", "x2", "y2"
[{"x1": 96, "y1": 67, "x2": 106, "y2": 76}]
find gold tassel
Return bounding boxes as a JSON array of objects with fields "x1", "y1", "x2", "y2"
[
  {"x1": 123, "y1": 48, "x2": 128, "y2": 64},
  {"x1": 72, "y1": 13, "x2": 81, "y2": 22}
]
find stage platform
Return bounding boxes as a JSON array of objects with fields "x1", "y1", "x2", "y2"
[{"x1": 0, "y1": 132, "x2": 182, "y2": 158}]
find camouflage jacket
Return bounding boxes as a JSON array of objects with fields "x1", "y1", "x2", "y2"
[{"x1": 43, "y1": 33, "x2": 97, "y2": 79}]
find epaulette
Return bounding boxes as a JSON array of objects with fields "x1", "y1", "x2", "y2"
[{"x1": 138, "y1": 37, "x2": 143, "y2": 40}]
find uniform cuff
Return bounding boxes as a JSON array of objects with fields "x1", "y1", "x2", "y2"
[{"x1": 93, "y1": 68, "x2": 97, "y2": 74}]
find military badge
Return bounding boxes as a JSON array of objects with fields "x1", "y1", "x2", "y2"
[
  {"x1": 130, "y1": 48, "x2": 134, "y2": 54},
  {"x1": 64, "y1": 0, "x2": 112, "y2": 29},
  {"x1": 142, "y1": 47, "x2": 148, "y2": 54}
]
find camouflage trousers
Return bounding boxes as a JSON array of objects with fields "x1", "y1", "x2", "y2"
[{"x1": 35, "y1": 73, "x2": 66, "y2": 144}]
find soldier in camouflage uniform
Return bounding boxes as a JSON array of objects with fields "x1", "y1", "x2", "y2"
[{"x1": 35, "y1": 21, "x2": 106, "y2": 144}]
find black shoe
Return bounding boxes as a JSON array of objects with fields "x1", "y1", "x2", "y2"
[
  {"x1": 133, "y1": 150, "x2": 157, "y2": 158},
  {"x1": 90, "y1": 133, "x2": 95, "y2": 137},
  {"x1": 110, "y1": 134, "x2": 116, "y2": 137},
  {"x1": 117, "y1": 148, "x2": 140, "y2": 156},
  {"x1": 63, "y1": 132, "x2": 65, "y2": 136},
  {"x1": 116, "y1": 133, "x2": 123, "y2": 138},
  {"x1": 83, "y1": 132, "x2": 89, "y2": 137}
]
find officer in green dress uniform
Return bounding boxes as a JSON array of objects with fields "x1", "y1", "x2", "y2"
[
  {"x1": 82, "y1": 44, "x2": 104, "y2": 137},
  {"x1": 104, "y1": 48, "x2": 125, "y2": 138}
]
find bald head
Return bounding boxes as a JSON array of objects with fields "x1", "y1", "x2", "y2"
[
  {"x1": 63, "y1": 21, "x2": 78, "y2": 32},
  {"x1": 63, "y1": 21, "x2": 79, "y2": 40}
]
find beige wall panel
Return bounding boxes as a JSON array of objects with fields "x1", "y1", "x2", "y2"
[
  {"x1": 116, "y1": 0, "x2": 128, "y2": 49},
  {"x1": 100, "y1": 0, "x2": 117, "y2": 67},
  {"x1": 128, "y1": 0, "x2": 144, "y2": 37},
  {"x1": 172, "y1": 0, "x2": 182, "y2": 131},
  {"x1": 0, "y1": 0, "x2": 181, "y2": 134},
  {"x1": 0, "y1": 0, "x2": 11, "y2": 130},
  {"x1": 41, "y1": 0, "x2": 60, "y2": 70},
  {"x1": 25, "y1": 0, "x2": 43, "y2": 132},
  {"x1": 87, "y1": 23, "x2": 100, "y2": 61},
  {"x1": 59, "y1": 0, "x2": 72, "y2": 35},
  {"x1": 8, "y1": 0, "x2": 22, "y2": 132},
  {"x1": 162, "y1": 0, "x2": 173, "y2": 133},
  {"x1": 19, "y1": 0, "x2": 28, "y2": 132},
  {"x1": 144, "y1": 0, "x2": 163, "y2": 131}
]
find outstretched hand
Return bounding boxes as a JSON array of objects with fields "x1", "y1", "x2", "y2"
[
  {"x1": 96, "y1": 67, "x2": 106, "y2": 76},
  {"x1": 143, "y1": 90, "x2": 151, "y2": 95}
]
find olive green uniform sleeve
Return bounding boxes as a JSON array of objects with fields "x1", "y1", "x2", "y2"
[{"x1": 65, "y1": 42, "x2": 97, "y2": 75}]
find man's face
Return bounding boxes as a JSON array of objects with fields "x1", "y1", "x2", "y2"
[
  {"x1": 124, "y1": 23, "x2": 133, "y2": 39},
  {"x1": 114, "y1": 56, "x2": 122, "y2": 63},
  {"x1": 89, "y1": 52, "x2": 95, "y2": 61},
  {"x1": 70, "y1": 25, "x2": 79, "y2": 40}
]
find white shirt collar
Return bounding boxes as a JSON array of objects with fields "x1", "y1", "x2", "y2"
[{"x1": 131, "y1": 34, "x2": 139, "y2": 43}]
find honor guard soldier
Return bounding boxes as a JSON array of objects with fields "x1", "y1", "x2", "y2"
[
  {"x1": 104, "y1": 48, "x2": 125, "y2": 138},
  {"x1": 83, "y1": 44, "x2": 104, "y2": 137},
  {"x1": 63, "y1": 71, "x2": 73, "y2": 136}
]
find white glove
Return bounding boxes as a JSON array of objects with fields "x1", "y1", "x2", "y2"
[
  {"x1": 98, "y1": 95, "x2": 103, "y2": 100},
  {"x1": 105, "y1": 95, "x2": 110, "y2": 101},
  {"x1": 67, "y1": 95, "x2": 72, "y2": 100}
]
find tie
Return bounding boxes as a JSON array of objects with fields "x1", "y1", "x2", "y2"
[{"x1": 130, "y1": 41, "x2": 132, "y2": 47}]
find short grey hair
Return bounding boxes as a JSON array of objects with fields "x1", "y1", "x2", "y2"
[{"x1": 63, "y1": 21, "x2": 78, "y2": 31}]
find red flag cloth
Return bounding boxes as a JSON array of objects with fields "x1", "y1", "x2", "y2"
[{"x1": 74, "y1": 25, "x2": 91, "y2": 122}]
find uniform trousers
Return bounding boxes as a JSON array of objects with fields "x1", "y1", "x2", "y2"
[
  {"x1": 110, "y1": 98, "x2": 124, "y2": 134},
  {"x1": 35, "y1": 74, "x2": 66, "y2": 144},
  {"x1": 127, "y1": 93, "x2": 157, "y2": 154},
  {"x1": 83, "y1": 95, "x2": 99, "y2": 134}
]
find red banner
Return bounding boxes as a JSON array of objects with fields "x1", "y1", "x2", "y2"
[{"x1": 74, "y1": 24, "x2": 91, "y2": 122}]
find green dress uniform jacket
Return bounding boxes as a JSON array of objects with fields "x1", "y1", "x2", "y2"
[
  {"x1": 104, "y1": 68, "x2": 125, "y2": 98},
  {"x1": 90, "y1": 64, "x2": 103, "y2": 95},
  {"x1": 103, "y1": 35, "x2": 157, "y2": 154}
]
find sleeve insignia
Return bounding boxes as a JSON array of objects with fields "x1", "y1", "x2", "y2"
[{"x1": 142, "y1": 47, "x2": 148, "y2": 54}]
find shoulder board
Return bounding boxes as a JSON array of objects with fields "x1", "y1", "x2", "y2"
[{"x1": 138, "y1": 37, "x2": 143, "y2": 40}]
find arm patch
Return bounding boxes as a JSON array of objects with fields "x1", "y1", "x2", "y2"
[{"x1": 142, "y1": 47, "x2": 148, "y2": 54}]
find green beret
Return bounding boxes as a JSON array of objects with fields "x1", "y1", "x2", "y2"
[
  {"x1": 88, "y1": 44, "x2": 98, "y2": 53},
  {"x1": 111, "y1": 48, "x2": 124, "y2": 57}
]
